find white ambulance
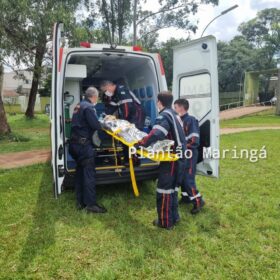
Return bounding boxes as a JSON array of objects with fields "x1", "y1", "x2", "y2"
[{"x1": 51, "y1": 23, "x2": 219, "y2": 197}]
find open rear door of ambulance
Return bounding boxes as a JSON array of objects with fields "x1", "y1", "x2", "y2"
[
  {"x1": 51, "y1": 22, "x2": 65, "y2": 197},
  {"x1": 172, "y1": 36, "x2": 219, "y2": 177}
]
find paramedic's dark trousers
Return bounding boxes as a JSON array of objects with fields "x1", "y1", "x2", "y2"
[
  {"x1": 69, "y1": 143, "x2": 96, "y2": 206},
  {"x1": 182, "y1": 148, "x2": 202, "y2": 205},
  {"x1": 156, "y1": 160, "x2": 183, "y2": 228}
]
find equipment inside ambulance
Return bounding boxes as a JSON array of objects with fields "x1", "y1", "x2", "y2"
[{"x1": 51, "y1": 23, "x2": 220, "y2": 198}]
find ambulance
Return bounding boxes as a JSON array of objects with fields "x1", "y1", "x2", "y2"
[{"x1": 51, "y1": 22, "x2": 219, "y2": 197}]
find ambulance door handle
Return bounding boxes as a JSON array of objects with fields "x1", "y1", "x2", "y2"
[
  {"x1": 59, "y1": 115, "x2": 62, "y2": 134},
  {"x1": 58, "y1": 145, "x2": 63, "y2": 160}
]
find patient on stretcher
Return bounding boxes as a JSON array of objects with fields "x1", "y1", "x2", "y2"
[{"x1": 100, "y1": 115, "x2": 174, "y2": 153}]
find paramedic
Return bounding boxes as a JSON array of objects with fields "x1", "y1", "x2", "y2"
[
  {"x1": 100, "y1": 80, "x2": 145, "y2": 130},
  {"x1": 69, "y1": 87, "x2": 107, "y2": 214},
  {"x1": 174, "y1": 99, "x2": 205, "y2": 214},
  {"x1": 136, "y1": 91, "x2": 186, "y2": 229}
]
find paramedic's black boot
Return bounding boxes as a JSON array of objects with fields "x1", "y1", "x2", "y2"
[
  {"x1": 76, "y1": 202, "x2": 86, "y2": 210},
  {"x1": 152, "y1": 219, "x2": 173, "y2": 230},
  {"x1": 179, "y1": 196, "x2": 192, "y2": 205},
  {"x1": 86, "y1": 204, "x2": 107, "y2": 214},
  {"x1": 190, "y1": 199, "x2": 205, "y2": 215}
]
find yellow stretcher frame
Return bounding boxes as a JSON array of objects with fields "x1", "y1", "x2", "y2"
[{"x1": 103, "y1": 129, "x2": 179, "y2": 197}]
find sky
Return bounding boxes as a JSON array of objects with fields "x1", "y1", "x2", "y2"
[
  {"x1": 3, "y1": 0, "x2": 279, "y2": 73},
  {"x1": 143, "y1": 0, "x2": 280, "y2": 42}
]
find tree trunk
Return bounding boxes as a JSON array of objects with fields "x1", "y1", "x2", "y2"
[
  {"x1": 25, "y1": 43, "x2": 46, "y2": 118},
  {"x1": 102, "y1": 0, "x2": 112, "y2": 44},
  {"x1": 276, "y1": 69, "x2": 280, "y2": 116},
  {"x1": 110, "y1": 0, "x2": 115, "y2": 43},
  {"x1": 133, "y1": 0, "x2": 138, "y2": 45},
  {"x1": 118, "y1": 0, "x2": 123, "y2": 45},
  {"x1": 0, "y1": 64, "x2": 11, "y2": 135}
]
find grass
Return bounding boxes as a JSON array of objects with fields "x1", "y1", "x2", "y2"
[
  {"x1": 0, "y1": 114, "x2": 50, "y2": 154},
  {"x1": 1, "y1": 109, "x2": 279, "y2": 154},
  {"x1": 220, "y1": 108, "x2": 280, "y2": 128},
  {"x1": 0, "y1": 130, "x2": 279, "y2": 279}
]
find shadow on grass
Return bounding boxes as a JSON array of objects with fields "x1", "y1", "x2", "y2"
[
  {"x1": 17, "y1": 164, "x2": 56, "y2": 273},
  {"x1": 17, "y1": 165, "x2": 81, "y2": 273},
  {"x1": 17, "y1": 166, "x2": 220, "y2": 274},
  {"x1": 95, "y1": 180, "x2": 221, "y2": 262}
]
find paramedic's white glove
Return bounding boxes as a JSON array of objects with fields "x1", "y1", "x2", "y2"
[{"x1": 92, "y1": 131, "x2": 101, "y2": 147}]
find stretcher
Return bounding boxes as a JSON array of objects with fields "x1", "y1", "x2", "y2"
[{"x1": 103, "y1": 128, "x2": 179, "y2": 197}]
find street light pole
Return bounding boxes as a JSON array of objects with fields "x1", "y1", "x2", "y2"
[{"x1": 201, "y1": 4, "x2": 239, "y2": 38}]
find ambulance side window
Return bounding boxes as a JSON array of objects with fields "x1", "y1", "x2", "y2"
[{"x1": 179, "y1": 73, "x2": 211, "y2": 121}]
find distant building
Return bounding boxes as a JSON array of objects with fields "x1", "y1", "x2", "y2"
[
  {"x1": 1, "y1": 70, "x2": 33, "y2": 97},
  {"x1": 269, "y1": 75, "x2": 279, "y2": 97}
]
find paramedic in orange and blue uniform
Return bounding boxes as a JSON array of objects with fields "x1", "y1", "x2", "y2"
[
  {"x1": 135, "y1": 91, "x2": 186, "y2": 230},
  {"x1": 174, "y1": 99, "x2": 205, "y2": 214},
  {"x1": 100, "y1": 80, "x2": 145, "y2": 130},
  {"x1": 69, "y1": 87, "x2": 107, "y2": 214}
]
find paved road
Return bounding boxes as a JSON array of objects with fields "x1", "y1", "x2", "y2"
[
  {"x1": 1, "y1": 125, "x2": 279, "y2": 169},
  {"x1": 220, "y1": 106, "x2": 271, "y2": 120},
  {"x1": 0, "y1": 149, "x2": 51, "y2": 169},
  {"x1": 0, "y1": 106, "x2": 276, "y2": 169},
  {"x1": 220, "y1": 126, "x2": 280, "y2": 135}
]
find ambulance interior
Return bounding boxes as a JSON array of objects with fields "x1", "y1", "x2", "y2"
[{"x1": 63, "y1": 53, "x2": 159, "y2": 171}]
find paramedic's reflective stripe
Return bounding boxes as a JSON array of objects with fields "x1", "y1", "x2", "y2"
[
  {"x1": 109, "y1": 101, "x2": 118, "y2": 106},
  {"x1": 182, "y1": 192, "x2": 201, "y2": 199},
  {"x1": 185, "y1": 133, "x2": 199, "y2": 141},
  {"x1": 157, "y1": 188, "x2": 175, "y2": 194},
  {"x1": 110, "y1": 99, "x2": 133, "y2": 106},
  {"x1": 189, "y1": 193, "x2": 201, "y2": 200},
  {"x1": 129, "y1": 90, "x2": 141, "y2": 105},
  {"x1": 153, "y1": 124, "x2": 168, "y2": 136},
  {"x1": 118, "y1": 98, "x2": 133, "y2": 105},
  {"x1": 176, "y1": 115, "x2": 183, "y2": 127},
  {"x1": 164, "y1": 109, "x2": 182, "y2": 147}
]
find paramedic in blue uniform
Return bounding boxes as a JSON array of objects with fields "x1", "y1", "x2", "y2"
[
  {"x1": 174, "y1": 99, "x2": 205, "y2": 214},
  {"x1": 136, "y1": 91, "x2": 186, "y2": 229},
  {"x1": 69, "y1": 87, "x2": 107, "y2": 213},
  {"x1": 100, "y1": 80, "x2": 146, "y2": 165},
  {"x1": 100, "y1": 80, "x2": 145, "y2": 130}
]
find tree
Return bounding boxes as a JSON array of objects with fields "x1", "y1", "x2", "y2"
[
  {"x1": 38, "y1": 73, "x2": 52, "y2": 97},
  {"x1": 217, "y1": 36, "x2": 258, "y2": 92},
  {"x1": 239, "y1": 8, "x2": 280, "y2": 71},
  {"x1": 238, "y1": 8, "x2": 280, "y2": 108},
  {"x1": 133, "y1": 0, "x2": 218, "y2": 45},
  {"x1": 0, "y1": 64, "x2": 11, "y2": 135},
  {"x1": 0, "y1": 6, "x2": 11, "y2": 135},
  {"x1": 79, "y1": 0, "x2": 133, "y2": 45},
  {"x1": 81, "y1": 0, "x2": 218, "y2": 47},
  {"x1": 155, "y1": 37, "x2": 188, "y2": 89},
  {"x1": 238, "y1": 8, "x2": 280, "y2": 52},
  {"x1": 0, "y1": 0, "x2": 85, "y2": 118},
  {"x1": 16, "y1": 85, "x2": 23, "y2": 95},
  {"x1": 218, "y1": 8, "x2": 280, "y2": 98}
]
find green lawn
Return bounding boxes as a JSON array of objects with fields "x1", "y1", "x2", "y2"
[
  {"x1": 1, "y1": 110, "x2": 279, "y2": 154},
  {"x1": 0, "y1": 130, "x2": 279, "y2": 279},
  {"x1": 0, "y1": 114, "x2": 50, "y2": 154},
  {"x1": 220, "y1": 108, "x2": 280, "y2": 128}
]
